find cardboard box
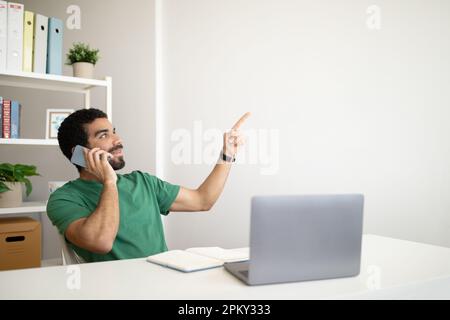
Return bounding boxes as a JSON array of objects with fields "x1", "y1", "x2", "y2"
[{"x1": 0, "y1": 217, "x2": 41, "y2": 270}]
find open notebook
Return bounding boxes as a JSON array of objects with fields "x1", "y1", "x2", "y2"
[{"x1": 146, "y1": 247, "x2": 249, "y2": 272}]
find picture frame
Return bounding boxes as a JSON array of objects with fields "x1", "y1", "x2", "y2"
[{"x1": 46, "y1": 109, "x2": 74, "y2": 139}]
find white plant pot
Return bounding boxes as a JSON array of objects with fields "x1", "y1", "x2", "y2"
[
  {"x1": 0, "y1": 182, "x2": 23, "y2": 208},
  {"x1": 72, "y1": 62, "x2": 95, "y2": 79}
]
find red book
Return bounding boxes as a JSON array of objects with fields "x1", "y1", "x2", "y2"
[{"x1": 2, "y1": 99, "x2": 11, "y2": 138}]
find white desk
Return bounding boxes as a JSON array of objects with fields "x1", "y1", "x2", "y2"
[{"x1": 1, "y1": 235, "x2": 450, "y2": 299}]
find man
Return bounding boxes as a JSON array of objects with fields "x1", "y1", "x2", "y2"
[{"x1": 47, "y1": 108, "x2": 250, "y2": 263}]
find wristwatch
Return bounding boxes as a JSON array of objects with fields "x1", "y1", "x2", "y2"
[{"x1": 221, "y1": 151, "x2": 236, "y2": 163}]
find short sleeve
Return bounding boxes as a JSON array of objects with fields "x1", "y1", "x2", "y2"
[
  {"x1": 142, "y1": 172, "x2": 180, "y2": 215},
  {"x1": 46, "y1": 190, "x2": 92, "y2": 237}
]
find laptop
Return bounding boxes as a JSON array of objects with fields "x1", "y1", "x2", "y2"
[{"x1": 224, "y1": 194, "x2": 364, "y2": 285}]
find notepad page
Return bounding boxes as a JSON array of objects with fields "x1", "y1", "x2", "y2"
[
  {"x1": 146, "y1": 250, "x2": 223, "y2": 272},
  {"x1": 185, "y1": 247, "x2": 249, "y2": 263}
]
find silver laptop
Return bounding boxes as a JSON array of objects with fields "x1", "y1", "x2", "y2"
[{"x1": 224, "y1": 194, "x2": 364, "y2": 285}]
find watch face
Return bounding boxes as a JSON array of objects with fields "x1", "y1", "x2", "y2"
[
  {"x1": 223, "y1": 153, "x2": 236, "y2": 162},
  {"x1": 222, "y1": 152, "x2": 233, "y2": 162}
]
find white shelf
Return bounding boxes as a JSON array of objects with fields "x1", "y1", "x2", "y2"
[
  {"x1": 0, "y1": 70, "x2": 109, "y2": 93},
  {"x1": 0, "y1": 70, "x2": 113, "y2": 142},
  {"x1": 0, "y1": 201, "x2": 47, "y2": 215},
  {"x1": 0, "y1": 138, "x2": 58, "y2": 145}
]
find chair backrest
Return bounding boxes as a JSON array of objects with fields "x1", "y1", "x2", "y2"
[
  {"x1": 47, "y1": 181, "x2": 85, "y2": 265},
  {"x1": 60, "y1": 234, "x2": 85, "y2": 265}
]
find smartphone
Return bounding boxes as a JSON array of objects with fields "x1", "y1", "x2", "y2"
[
  {"x1": 70, "y1": 145, "x2": 113, "y2": 168},
  {"x1": 71, "y1": 145, "x2": 88, "y2": 168}
]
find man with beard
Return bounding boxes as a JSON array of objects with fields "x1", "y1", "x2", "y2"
[{"x1": 47, "y1": 108, "x2": 249, "y2": 263}]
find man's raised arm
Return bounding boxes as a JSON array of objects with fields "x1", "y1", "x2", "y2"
[{"x1": 170, "y1": 112, "x2": 251, "y2": 212}]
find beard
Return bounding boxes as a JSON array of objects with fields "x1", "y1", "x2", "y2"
[
  {"x1": 108, "y1": 155, "x2": 125, "y2": 170},
  {"x1": 108, "y1": 144, "x2": 126, "y2": 170}
]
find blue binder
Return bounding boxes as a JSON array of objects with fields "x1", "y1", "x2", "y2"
[
  {"x1": 10, "y1": 100, "x2": 20, "y2": 139},
  {"x1": 46, "y1": 17, "x2": 63, "y2": 75}
]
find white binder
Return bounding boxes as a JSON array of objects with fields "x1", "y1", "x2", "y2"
[
  {"x1": 6, "y1": 2, "x2": 23, "y2": 72},
  {"x1": 0, "y1": 1, "x2": 7, "y2": 72},
  {"x1": 32, "y1": 14, "x2": 48, "y2": 73}
]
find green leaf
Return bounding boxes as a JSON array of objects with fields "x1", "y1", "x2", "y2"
[
  {"x1": 0, "y1": 181, "x2": 12, "y2": 194},
  {"x1": 23, "y1": 178, "x2": 32, "y2": 197},
  {"x1": 0, "y1": 163, "x2": 40, "y2": 196}
]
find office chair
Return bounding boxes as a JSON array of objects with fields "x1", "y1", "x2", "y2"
[
  {"x1": 47, "y1": 182, "x2": 85, "y2": 265},
  {"x1": 60, "y1": 234, "x2": 85, "y2": 265}
]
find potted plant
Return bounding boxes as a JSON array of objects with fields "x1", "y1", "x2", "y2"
[
  {"x1": 66, "y1": 42, "x2": 100, "y2": 79},
  {"x1": 0, "y1": 163, "x2": 40, "y2": 208}
]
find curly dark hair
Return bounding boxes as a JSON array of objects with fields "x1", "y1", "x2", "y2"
[{"x1": 57, "y1": 108, "x2": 108, "y2": 172}]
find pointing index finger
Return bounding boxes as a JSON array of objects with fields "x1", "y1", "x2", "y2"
[{"x1": 231, "y1": 112, "x2": 251, "y2": 130}]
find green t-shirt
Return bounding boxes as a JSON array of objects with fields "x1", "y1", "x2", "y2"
[{"x1": 46, "y1": 170, "x2": 180, "y2": 263}]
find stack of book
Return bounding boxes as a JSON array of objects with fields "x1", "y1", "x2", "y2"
[
  {"x1": 0, "y1": 96, "x2": 21, "y2": 138},
  {"x1": 0, "y1": 1, "x2": 63, "y2": 75}
]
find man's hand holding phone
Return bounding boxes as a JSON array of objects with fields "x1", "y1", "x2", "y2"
[
  {"x1": 71, "y1": 145, "x2": 116, "y2": 185},
  {"x1": 84, "y1": 148, "x2": 117, "y2": 185}
]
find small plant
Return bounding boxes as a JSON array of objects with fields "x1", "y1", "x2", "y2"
[
  {"x1": 0, "y1": 163, "x2": 40, "y2": 196},
  {"x1": 66, "y1": 42, "x2": 100, "y2": 65}
]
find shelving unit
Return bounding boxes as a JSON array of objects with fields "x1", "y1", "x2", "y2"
[
  {"x1": 0, "y1": 201, "x2": 47, "y2": 215},
  {"x1": 0, "y1": 70, "x2": 112, "y2": 145},
  {"x1": 0, "y1": 138, "x2": 58, "y2": 145},
  {"x1": 0, "y1": 71, "x2": 112, "y2": 263}
]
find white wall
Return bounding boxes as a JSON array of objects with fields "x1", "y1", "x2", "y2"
[{"x1": 160, "y1": 0, "x2": 450, "y2": 249}]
